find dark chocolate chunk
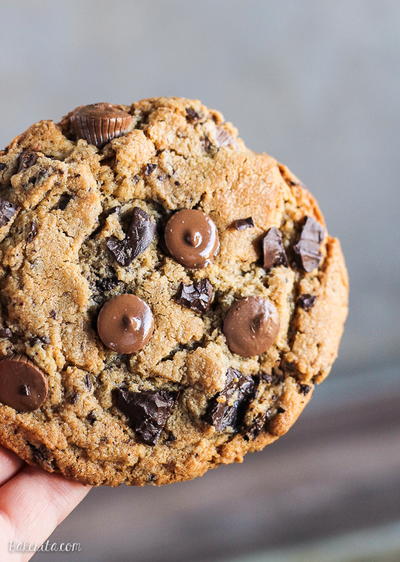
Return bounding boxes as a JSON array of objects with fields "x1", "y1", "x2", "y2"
[
  {"x1": 27, "y1": 220, "x2": 38, "y2": 243},
  {"x1": 204, "y1": 368, "x2": 255, "y2": 432},
  {"x1": 276, "y1": 406, "x2": 286, "y2": 414},
  {"x1": 247, "y1": 408, "x2": 273, "y2": 439},
  {"x1": 231, "y1": 217, "x2": 254, "y2": 231},
  {"x1": 299, "y1": 384, "x2": 312, "y2": 395},
  {"x1": 18, "y1": 150, "x2": 38, "y2": 172},
  {"x1": 185, "y1": 107, "x2": 201, "y2": 122},
  {"x1": 0, "y1": 198, "x2": 17, "y2": 227},
  {"x1": 87, "y1": 411, "x2": 97, "y2": 424},
  {"x1": 0, "y1": 327, "x2": 12, "y2": 339},
  {"x1": 113, "y1": 388, "x2": 177, "y2": 446},
  {"x1": 106, "y1": 207, "x2": 156, "y2": 266},
  {"x1": 28, "y1": 443, "x2": 50, "y2": 463},
  {"x1": 259, "y1": 371, "x2": 284, "y2": 386},
  {"x1": 262, "y1": 227, "x2": 288, "y2": 270},
  {"x1": 56, "y1": 193, "x2": 72, "y2": 210},
  {"x1": 297, "y1": 294, "x2": 317, "y2": 311},
  {"x1": 0, "y1": 163, "x2": 6, "y2": 171},
  {"x1": 175, "y1": 279, "x2": 214, "y2": 314},
  {"x1": 293, "y1": 216, "x2": 324, "y2": 272},
  {"x1": 144, "y1": 163, "x2": 157, "y2": 176}
]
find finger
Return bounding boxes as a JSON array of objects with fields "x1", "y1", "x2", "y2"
[
  {"x1": 0, "y1": 448, "x2": 23, "y2": 486},
  {"x1": 0, "y1": 466, "x2": 90, "y2": 561}
]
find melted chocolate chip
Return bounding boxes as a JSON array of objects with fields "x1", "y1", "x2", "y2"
[
  {"x1": 106, "y1": 207, "x2": 156, "y2": 267},
  {"x1": 293, "y1": 216, "x2": 324, "y2": 272},
  {"x1": 262, "y1": 227, "x2": 288, "y2": 270},
  {"x1": 144, "y1": 163, "x2": 157, "y2": 176},
  {"x1": 297, "y1": 294, "x2": 317, "y2": 311},
  {"x1": 0, "y1": 358, "x2": 48, "y2": 412},
  {"x1": 0, "y1": 198, "x2": 17, "y2": 227},
  {"x1": 204, "y1": 368, "x2": 255, "y2": 432},
  {"x1": 231, "y1": 217, "x2": 254, "y2": 231},
  {"x1": 299, "y1": 384, "x2": 312, "y2": 395},
  {"x1": 27, "y1": 221, "x2": 38, "y2": 243},
  {"x1": 18, "y1": 150, "x2": 38, "y2": 172},
  {"x1": 175, "y1": 279, "x2": 214, "y2": 314},
  {"x1": 113, "y1": 388, "x2": 177, "y2": 446}
]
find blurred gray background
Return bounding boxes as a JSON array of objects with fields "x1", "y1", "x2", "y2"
[{"x1": 1, "y1": 1, "x2": 399, "y2": 561}]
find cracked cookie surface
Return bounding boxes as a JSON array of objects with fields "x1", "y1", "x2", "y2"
[{"x1": 0, "y1": 97, "x2": 348, "y2": 486}]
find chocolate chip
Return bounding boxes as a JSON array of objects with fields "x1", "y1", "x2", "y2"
[
  {"x1": 0, "y1": 327, "x2": 12, "y2": 338},
  {"x1": 26, "y1": 220, "x2": 38, "y2": 243},
  {"x1": 0, "y1": 359, "x2": 48, "y2": 412},
  {"x1": 174, "y1": 180, "x2": 180, "y2": 186},
  {"x1": 28, "y1": 443, "x2": 50, "y2": 463},
  {"x1": 84, "y1": 374, "x2": 92, "y2": 391},
  {"x1": 231, "y1": 217, "x2": 254, "y2": 231},
  {"x1": 144, "y1": 163, "x2": 157, "y2": 176},
  {"x1": 297, "y1": 294, "x2": 317, "y2": 311},
  {"x1": 0, "y1": 198, "x2": 17, "y2": 227},
  {"x1": 0, "y1": 163, "x2": 6, "y2": 171},
  {"x1": 262, "y1": 227, "x2": 288, "y2": 270},
  {"x1": 276, "y1": 406, "x2": 286, "y2": 414},
  {"x1": 49, "y1": 309, "x2": 57, "y2": 319},
  {"x1": 185, "y1": 107, "x2": 201, "y2": 122},
  {"x1": 113, "y1": 388, "x2": 177, "y2": 445},
  {"x1": 175, "y1": 279, "x2": 214, "y2": 314},
  {"x1": 299, "y1": 384, "x2": 311, "y2": 395},
  {"x1": 204, "y1": 368, "x2": 255, "y2": 432},
  {"x1": 293, "y1": 216, "x2": 324, "y2": 272},
  {"x1": 18, "y1": 150, "x2": 38, "y2": 172},
  {"x1": 106, "y1": 207, "x2": 156, "y2": 266},
  {"x1": 55, "y1": 193, "x2": 72, "y2": 210},
  {"x1": 165, "y1": 430, "x2": 176, "y2": 443}
]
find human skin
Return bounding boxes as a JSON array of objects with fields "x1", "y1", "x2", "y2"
[{"x1": 0, "y1": 446, "x2": 90, "y2": 561}]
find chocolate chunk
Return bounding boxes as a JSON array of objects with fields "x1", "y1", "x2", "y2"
[
  {"x1": 0, "y1": 327, "x2": 12, "y2": 339},
  {"x1": 231, "y1": 217, "x2": 254, "y2": 231},
  {"x1": 49, "y1": 309, "x2": 57, "y2": 319},
  {"x1": 260, "y1": 371, "x2": 284, "y2": 385},
  {"x1": 185, "y1": 107, "x2": 201, "y2": 122},
  {"x1": 95, "y1": 275, "x2": 119, "y2": 293},
  {"x1": 297, "y1": 294, "x2": 317, "y2": 311},
  {"x1": 293, "y1": 216, "x2": 324, "y2": 272},
  {"x1": 0, "y1": 163, "x2": 6, "y2": 171},
  {"x1": 56, "y1": 193, "x2": 72, "y2": 210},
  {"x1": 164, "y1": 209, "x2": 219, "y2": 269},
  {"x1": 27, "y1": 221, "x2": 38, "y2": 243},
  {"x1": 97, "y1": 294, "x2": 154, "y2": 354},
  {"x1": 27, "y1": 168, "x2": 48, "y2": 186},
  {"x1": 276, "y1": 406, "x2": 286, "y2": 414},
  {"x1": 18, "y1": 150, "x2": 38, "y2": 172},
  {"x1": 204, "y1": 368, "x2": 255, "y2": 432},
  {"x1": 87, "y1": 411, "x2": 97, "y2": 424},
  {"x1": 0, "y1": 358, "x2": 48, "y2": 411},
  {"x1": 247, "y1": 409, "x2": 273, "y2": 439},
  {"x1": 68, "y1": 103, "x2": 134, "y2": 147},
  {"x1": 262, "y1": 227, "x2": 288, "y2": 270},
  {"x1": 0, "y1": 198, "x2": 17, "y2": 227},
  {"x1": 299, "y1": 384, "x2": 312, "y2": 395},
  {"x1": 175, "y1": 279, "x2": 214, "y2": 313},
  {"x1": 113, "y1": 388, "x2": 177, "y2": 445},
  {"x1": 28, "y1": 443, "x2": 50, "y2": 463},
  {"x1": 106, "y1": 207, "x2": 156, "y2": 267},
  {"x1": 144, "y1": 163, "x2": 157, "y2": 176}
]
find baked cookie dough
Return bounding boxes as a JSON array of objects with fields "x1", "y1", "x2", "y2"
[{"x1": 0, "y1": 98, "x2": 348, "y2": 485}]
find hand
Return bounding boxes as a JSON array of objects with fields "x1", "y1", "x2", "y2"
[{"x1": 0, "y1": 446, "x2": 90, "y2": 561}]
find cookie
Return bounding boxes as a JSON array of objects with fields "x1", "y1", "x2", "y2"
[{"x1": 0, "y1": 98, "x2": 348, "y2": 486}]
